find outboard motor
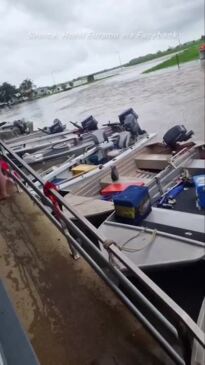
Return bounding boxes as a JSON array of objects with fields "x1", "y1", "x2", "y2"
[
  {"x1": 81, "y1": 115, "x2": 98, "y2": 131},
  {"x1": 49, "y1": 119, "x2": 65, "y2": 134},
  {"x1": 163, "y1": 125, "x2": 194, "y2": 148},
  {"x1": 118, "y1": 108, "x2": 146, "y2": 138},
  {"x1": 13, "y1": 119, "x2": 27, "y2": 134}
]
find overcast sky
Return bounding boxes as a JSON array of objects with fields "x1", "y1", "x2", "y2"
[{"x1": 0, "y1": 0, "x2": 204, "y2": 87}]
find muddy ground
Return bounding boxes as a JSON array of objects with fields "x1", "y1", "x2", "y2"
[{"x1": 0, "y1": 191, "x2": 173, "y2": 365}]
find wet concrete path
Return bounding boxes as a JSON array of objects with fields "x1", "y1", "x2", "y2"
[{"x1": 0, "y1": 192, "x2": 173, "y2": 365}]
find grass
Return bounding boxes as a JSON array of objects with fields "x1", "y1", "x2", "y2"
[{"x1": 143, "y1": 41, "x2": 204, "y2": 74}]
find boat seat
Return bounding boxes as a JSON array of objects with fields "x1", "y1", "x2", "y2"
[
  {"x1": 107, "y1": 131, "x2": 131, "y2": 159},
  {"x1": 116, "y1": 131, "x2": 131, "y2": 149},
  {"x1": 89, "y1": 130, "x2": 108, "y2": 145},
  {"x1": 71, "y1": 164, "x2": 96, "y2": 176},
  {"x1": 135, "y1": 153, "x2": 170, "y2": 170}
]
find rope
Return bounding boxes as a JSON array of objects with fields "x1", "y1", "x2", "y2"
[
  {"x1": 103, "y1": 239, "x2": 116, "y2": 249},
  {"x1": 119, "y1": 228, "x2": 157, "y2": 253}
]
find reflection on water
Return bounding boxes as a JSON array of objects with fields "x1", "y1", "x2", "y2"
[{"x1": 0, "y1": 60, "x2": 204, "y2": 140}]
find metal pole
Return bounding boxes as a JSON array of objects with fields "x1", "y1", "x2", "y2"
[
  {"x1": 176, "y1": 54, "x2": 180, "y2": 70},
  {"x1": 105, "y1": 221, "x2": 205, "y2": 248}
]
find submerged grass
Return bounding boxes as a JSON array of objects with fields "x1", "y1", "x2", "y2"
[{"x1": 143, "y1": 41, "x2": 204, "y2": 74}]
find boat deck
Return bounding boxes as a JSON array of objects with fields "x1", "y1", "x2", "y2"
[
  {"x1": 62, "y1": 193, "x2": 114, "y2": 219},
  {"x1": 144, "y1": 211, "x2": 205, "y2": 243},
  {"x1": 144, "y1": 187, "x2": 205, "y2": 243}
]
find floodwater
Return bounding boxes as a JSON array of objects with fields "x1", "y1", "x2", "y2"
[{"x1": 1, "y1": 58, "x2": 204, "y2": 141}]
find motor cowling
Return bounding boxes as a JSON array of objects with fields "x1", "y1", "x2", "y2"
[
  {"x1": 163, "y1": 125, "x2": 194, "y2": 148},
  {"x1": 49, "y1": 119, "x2": 65, "y2": 134},
  {"x1": 118, "y1": 108, "x2": 146, "y2": 138},
  {"x1": 13, "y1": 120, "x2": 27, "y2": 134},
  {"x1": 81, "y1": 116, "x2": 98, "y2": 131}
]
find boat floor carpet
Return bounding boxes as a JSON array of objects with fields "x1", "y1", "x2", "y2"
[{"x1": 154, "y1": 186, "x2": 205, "y2": 216}]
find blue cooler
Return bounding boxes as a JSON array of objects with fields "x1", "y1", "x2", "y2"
[
  {"x1": 193, "y1": 175, "x2": 205, "y2": 209},
  {"x1": 113, "y1": 186, "x2": 151, "y2": 224}
]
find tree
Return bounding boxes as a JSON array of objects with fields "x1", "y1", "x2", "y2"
[
  {"x1": 61, "y1": 84, "x2": 67, "y2": 91},
  {"x1": 0, "y1": 82, "x2": 17, "y2": 103},
  {"x1": 19, "y1": 79, "x2": 35, "y2": 97}
]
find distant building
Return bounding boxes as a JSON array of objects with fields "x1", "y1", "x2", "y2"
[
  {"x1": 53, "y1": 85, "x2": 63, "y2": 93},
  {"x1": 72, "y1": 78, "x2": 88, "y2": 87},
  {"x1": 87, "y1": 74, "x2": 94, "y2": 83},
  {"x1": 34, "y1": 87, "x2": 52, "y2": 97},
  {"x1": 62, "y1": 82, "x2": 72, "y2": 90},
  {"x1": 52, "y1": 83, "x2": 72, "y2": 93}
]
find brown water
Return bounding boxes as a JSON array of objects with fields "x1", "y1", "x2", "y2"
[{"x1": 0, "y1": 60, "x2": 204, "y2": 141}]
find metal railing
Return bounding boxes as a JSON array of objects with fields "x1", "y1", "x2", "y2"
[{"x1": 0, "y1": 139, "x2": 204, "y2": 365}]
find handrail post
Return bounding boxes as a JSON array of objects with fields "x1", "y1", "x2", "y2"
[
  {"x1": 60, "y1": 220, "x2": 80, "y2": 260},
  {"x1": 177, "y1": 321, "x2": 193, "y2": 365}
]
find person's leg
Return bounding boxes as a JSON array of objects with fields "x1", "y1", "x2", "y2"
[{"x1": 0, "y1": 168, "x2": 10, "y2": 199}]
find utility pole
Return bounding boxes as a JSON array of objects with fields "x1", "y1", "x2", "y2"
[
  {"x1": 176, "y1": 54, "x2": 180, "y2": 70},
  {"x1": 176, "y1": 32, "x2": 181, "y2": 70}
]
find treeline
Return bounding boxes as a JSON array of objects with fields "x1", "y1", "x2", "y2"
[
  {"x1": 126, "y1": 39, "x2": 201, "y2": 67},
  {"x1": 0, "y1": 79, "x2": 35, "y2": 104}
]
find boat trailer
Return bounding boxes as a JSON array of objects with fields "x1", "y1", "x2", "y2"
[{"x1": 0, "y1": 140, "x2": 204, "y2": 365}]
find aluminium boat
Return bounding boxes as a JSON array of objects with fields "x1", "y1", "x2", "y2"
[
  {"x1": 39, "y1": 108, "x2": 156, "y2": 191},
  {"x1": 97, "y1": 142, "x2": 205, "y2": 365}
]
